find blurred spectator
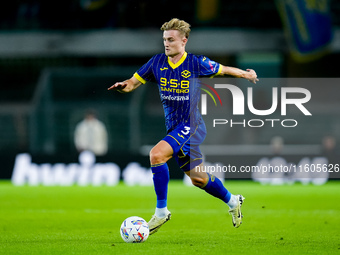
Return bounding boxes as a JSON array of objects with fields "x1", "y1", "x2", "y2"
[
  {"x1": 321, "y1": 135, "x2": 338, "y2": 159},
  {"x1": 270, "y1": 136, "x2": 284, "y2": 155},
  {"x1": 74, "y1": 109, "x2": 108, "y2": 156}
]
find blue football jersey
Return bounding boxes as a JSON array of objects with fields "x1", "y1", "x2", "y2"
[{"x1": 134, "y1": 52, "x2": 222, "y2": 133}]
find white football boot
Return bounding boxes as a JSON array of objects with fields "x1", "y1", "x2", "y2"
[
  {"x1": 148, "y1": 211, "x2": 171, "y2": 235},
  {"x1": 228, "y1": 195, "x2": 245, "y2": 228}
]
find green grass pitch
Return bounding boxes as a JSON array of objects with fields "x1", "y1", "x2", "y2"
[{"x1": 0, "y1": 180, "x2": 339, "y2": 255}]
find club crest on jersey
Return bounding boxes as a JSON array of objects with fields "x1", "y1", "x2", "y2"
[{"x1": 181, "y1": 70, "x2": 191, "y2": 78}]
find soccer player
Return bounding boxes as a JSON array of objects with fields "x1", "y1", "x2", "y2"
[{"x1": 108, "y1": 18, "x2": 258, "y2": 235}]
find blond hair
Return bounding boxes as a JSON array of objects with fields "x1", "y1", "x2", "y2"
[{"x1": 160, "y1": 18, "x2": 191, "y2": 38}]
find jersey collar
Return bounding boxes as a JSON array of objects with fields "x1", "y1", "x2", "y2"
[{"x1": 168, "y1": 52, "x2": 187, "y2": 69}]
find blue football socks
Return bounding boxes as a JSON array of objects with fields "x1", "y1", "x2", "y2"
[
  {"x1": 202, "y1": 173, "x2": 231, "y2": 204},
  {"x1": 151, "y1": 163, "x2": 170, "y2": 210}
]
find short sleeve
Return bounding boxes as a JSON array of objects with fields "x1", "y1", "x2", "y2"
[
  {"x1": 198, "y1": 55, "x2": 222, "y2": 77},
  {"x1": 134, "y1": 55, "x2": 156, "y2": 84}
]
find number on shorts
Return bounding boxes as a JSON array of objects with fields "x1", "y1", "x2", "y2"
[{"x1": 181, "y1": 126, "x2": 190, "y2": 135}]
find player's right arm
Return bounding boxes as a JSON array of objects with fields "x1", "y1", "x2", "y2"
[
  {"x1": 109, "y1": 55, "x2": 156, "y2": 93},
  {"x1": 107, "y1": 76, "x2": 142, "y2": 93}
]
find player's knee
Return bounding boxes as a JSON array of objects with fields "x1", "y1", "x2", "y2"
[
  {"x1": 149, "y1": 147, "x2": 167, "y2": 165},
  {"x1": 190, "y1": 176, "x2": 208, "y2": 188}
]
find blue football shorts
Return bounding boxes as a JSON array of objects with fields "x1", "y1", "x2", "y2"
[{"x1": 163, "y1": 121, "x2": 207, "y2": 172}]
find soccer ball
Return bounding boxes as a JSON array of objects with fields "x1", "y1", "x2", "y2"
[{"x1": 120, "y1": 216, "x2": 149, "y2": 243}]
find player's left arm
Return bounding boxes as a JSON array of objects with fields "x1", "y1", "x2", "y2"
[{"x1": 219, "y1": 65, "x2": 259, "y2": 84}]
